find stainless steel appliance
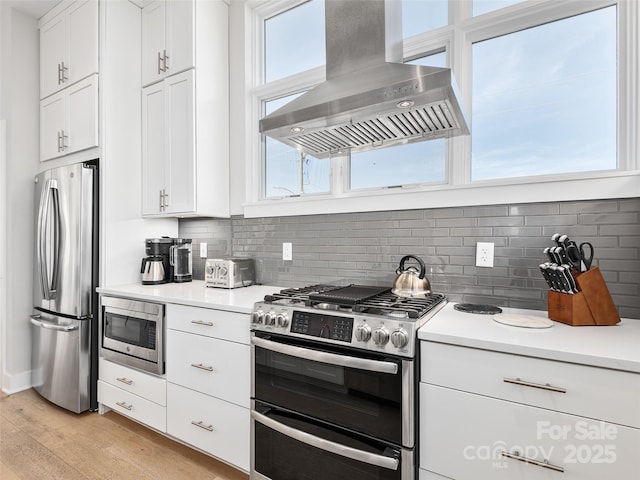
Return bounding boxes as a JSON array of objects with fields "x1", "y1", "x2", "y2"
[
  {"x1": 100, "y1": 296, "x2": 164, "y2": 375},
  {"x1": 170, "y1": 238, "x2": 192, "y2": 283},
  {"x1": 259, "y1": 0, "x2": 469, "y2": 159},
  {"x1": 250, "y1": 285, "x2": 447, "y2": 480},
  {"x1": 205, "y1": 258, "x2": 255, "y2": 288},
  {"x1": 142, "y1": 237, "x2": 173, "y2": 284},
  {"x1": 31, "y1": 160, "x2": 99, "y2": 413}
]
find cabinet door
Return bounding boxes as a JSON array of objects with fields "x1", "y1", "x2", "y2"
[
  {"x1": 142, "y1": 82, "x2": 166, "y2": 214},
  {"x1": 40, "y1": 12, "x2": 68, "y2": 99},
  {"x1": 67, "y1": 0, "x2": 99, "y2": 86},
  {"x1": 40, "y1": 92, "x2": 66, "y2": 161},
  {"x1": 67, "y1": 75, "x2": 98, "y2": 155},
  {"x1": 141, "y1": 0, "x2": 166, "y2": 87},
  {"x1": 165, "y1": 0, "x2": 194, "y2": 77},
  {"x1": 164, "y1": 70, "x2": 195, "y2": 214}
]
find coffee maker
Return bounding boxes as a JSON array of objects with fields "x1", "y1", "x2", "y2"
[{"x1": 141, "y1": 237, "x2": 173, "y2": 284}]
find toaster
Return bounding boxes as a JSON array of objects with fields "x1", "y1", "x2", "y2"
[{"x1": 205, "y1": 258, "x2": 255, "y2": 288}]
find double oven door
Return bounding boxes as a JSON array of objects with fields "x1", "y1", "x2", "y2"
[{"x1": 251, "y1": 331, "x2": 415, "y2": 480}]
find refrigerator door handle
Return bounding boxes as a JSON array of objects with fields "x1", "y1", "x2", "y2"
[
  {"x1": 30, "y1": 315, "x2": 79, "y2": 332},
  {"x1": 36, "y1": 179, "x2": 60, "y2": 300}
]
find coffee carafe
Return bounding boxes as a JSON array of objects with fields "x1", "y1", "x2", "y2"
[
  {"x1": 170, "y1": 238, "x2": 192, "y2": 283},
  {"x1": 140, "y1": 256, "x2": 165, "y2": 285}
]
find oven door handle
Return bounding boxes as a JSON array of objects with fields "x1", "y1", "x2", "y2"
[
  {"x1": 251, "y1": 410, "x2": 399, "y2": 471},
  {"x1": 251, "y1": 336, "x2": 398, "y2": 375}
]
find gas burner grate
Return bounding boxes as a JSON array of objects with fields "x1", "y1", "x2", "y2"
[
  {"x1": 354, "y1": 292, "x2": 446, "y2": 319},
  {"x1": 263, "y1": 285, "x2": 342, "y2": 303}
]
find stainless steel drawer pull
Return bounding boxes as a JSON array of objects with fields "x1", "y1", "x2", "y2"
[
  {"x1": 116, "y1": 377, "x2": 133, "y2": 385},
  {"x1": 191, "y1": 320, "x2": 214, "y2": 327},
  {"x1": 191, "y1": 420, "x2": 214, "y2": 432},
  {"x1": 503, "y1": 377, "x2": 567, "y2": 394},
  {"x1": 502, "y1": 450, "x2": 564, "y2": 473},
  {"x1": 115, "y1": 401, "x2": 133, "y2": 411},
  {"x1": 190, "y1": 363, "x2": 214, "y2": 372}
]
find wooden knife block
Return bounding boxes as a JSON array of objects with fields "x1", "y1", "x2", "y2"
[{"x1": 547, "y1": 267, "x2": 620, "y2": 326}]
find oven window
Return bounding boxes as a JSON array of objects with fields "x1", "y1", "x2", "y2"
[
  {"x1": 253, "y1": 403, "x2": 403, "y2": 480},
  {"x1": 253, "y1": 336, "x2": 405, "y2": 446},
  {"x1": 104, "y1": 313, "x2": 156, "y2": 349}
]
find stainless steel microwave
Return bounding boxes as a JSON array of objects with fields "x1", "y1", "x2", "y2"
[{"x1": 100, "y1": 296, "x2": 164, "y2": 375}]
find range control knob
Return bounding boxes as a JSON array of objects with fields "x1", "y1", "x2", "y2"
[
  {"x1": 264, "y1": 311, "x2": 277, "y2": 326},
  {"x1": 220, "y1": 266, "x2": 228, "y2": 277},
  {"x1": 205, "y1": 264, "x2": 214, "y2": 275},
  {"x1": 390, "y1": 328, "x2": 409, "y2": 349},
  {"x1": 372, "y1": 326, "x2": 390, "y2": 346},
  {"x1": 251, "y1": 310, "x2": 264, "y2": 324},
  {"x1": 276, "y1": 313, "x2": 289, "y2": 328},
  {"x1": 354, "y1": 323, "x2": 371, "y2": 342}
]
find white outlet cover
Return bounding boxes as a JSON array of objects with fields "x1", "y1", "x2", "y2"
[
  {"x1": 200, "y1": 242, "x2": 207, "y2": 258},
  {"x1": 476, "y1": 242, "x2": 494, "y2": 267},
  {"x1": 283, "y1": 242, "x2": 293, "y2": 261}
]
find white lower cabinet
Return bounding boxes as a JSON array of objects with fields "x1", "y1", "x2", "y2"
[
  {"x1": 166, "y1": 304, "x2": 250, "y2": 471},
  {"x1": 419, "y1": 342, "x2": 640, "y2": 480},
  {"x1": 420, "y1": 383, "x2": 640, "y2": 479},
  {"x1": 166, "y1": 382, "x2": 249, "y2": 471},
  {"x1": 97, "y1": 358, "x2": 167, "y2": 433}
]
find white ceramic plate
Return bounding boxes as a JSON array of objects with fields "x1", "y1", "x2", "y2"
[{"x1": 493, "y1": 314, "x2": 554, "y2": 329}]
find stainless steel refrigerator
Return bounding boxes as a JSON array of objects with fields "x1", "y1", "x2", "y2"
[{"x1": 31, "y1": 160, "x2": 99, "y2": 413}]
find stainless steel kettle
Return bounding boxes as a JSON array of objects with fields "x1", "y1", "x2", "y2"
[{"x1": 392, "y1": 255, "x2": 431, "y2": 298}]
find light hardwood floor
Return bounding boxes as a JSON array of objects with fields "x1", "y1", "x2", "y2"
[{"x1": 0, "y1": 389, "x2": 249, "y2": 480}]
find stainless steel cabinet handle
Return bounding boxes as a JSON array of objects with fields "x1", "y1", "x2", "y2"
[
  {"x1": 503, "y1": 377, "x2": 567, "y2": 394},
  {"x1": 57, "y1": 63, "x2": 62, "y2": 84},
  {"x1": 191, "y1": 420, "x2": 214, "y2": 432},
  {"x1": 60, "y1": 130, "x2": 68, "y2": 150},
  {"x1": 116, "y1": 377, "x2": 133, "y2": 385},
  {"x1": 252, "y1": 411, "x2": 399, "y2": 471},
  {"x1": 190, "y1": 320, "x2": 214, "y2": 327},
  {"x1": 115, "y1": 401, "x2": 133, "y2": 411},
  {"x1": 29, "y1": 315, "x2": 78, "y2": 332},
  {"x1": 60, "y1": 61, "x2": 68, "y2": 82},
  {"x1": 191, "y1": 363, "x2": 214, "y2": 372},
  {"x1": 57, "y1": 131, "x2": 62, "y2": 151},
  {"x1": 502, "y1": 450, "x2": 564, "y2": 473},
  {"x1": 252, "y1": 336, "x2": 398, "y2": 375},
  {"x1": 157, "y1": 51, "x2": 163, "y2": 73},
  {"x1": 163, "y1": 49, "x2": 169, "y2": 71}
]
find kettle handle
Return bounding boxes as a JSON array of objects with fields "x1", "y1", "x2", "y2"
[
  {"x1": 140, "y1": 258, "x2": 147, "y2": 274},
  {"x1": 398, "y1": 255, "x2": 426, "y2": 279}
]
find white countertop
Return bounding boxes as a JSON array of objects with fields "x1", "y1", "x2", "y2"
[
  {"x1": 97, "y1": 281, "x2": 282, "y2": 313},
  {"x1": 418, "y1": 303, "x2": 640, "y2": 373}
]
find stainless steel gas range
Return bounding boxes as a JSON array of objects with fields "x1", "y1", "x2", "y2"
[{"x1": 250, "y1": 284, "x2": 446, "y2": 480}]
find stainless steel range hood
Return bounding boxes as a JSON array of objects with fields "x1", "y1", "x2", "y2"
[{"x1": 259, "y1": 0, "x2": 470, "y2": 159}]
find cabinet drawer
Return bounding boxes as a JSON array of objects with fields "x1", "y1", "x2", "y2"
[
  {"x1": 421, "y1": 342, "x2": 640, "y2": 428},
  {"x1": 166, "y1": 383, "x2": 249, "y2": 471},
  {"x1": 166, "y1": 303, "x2": 249, "y2": 344},
  {"x1": 98, "y1": 380, "x2": 166, "y2": 432},
  {"x1": 420, "y1": 383, "x2": 640, "y2": 480},
  {"x1": 99, "y1": 357, "x2": 166, "y2": 405},
  {"x1": 166, "y1": 329, "x2": 249, "y2": 407}
]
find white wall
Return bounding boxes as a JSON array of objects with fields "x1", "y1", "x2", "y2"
[{"x1": 0, "y1": 6, "x2": 40, "y2": 393}]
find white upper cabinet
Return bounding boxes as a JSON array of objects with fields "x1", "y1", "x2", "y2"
[
  {"x1": 142, "y1": 70, "x2": 196, "y2": 215},
  {"x1": 141, "y1": 0, "x2": 229, "y2": 218},
  {"x1": 141, "y1": 0, "x2": 194, "y2": 87},
  {"x1": 40, "y1": 0, "x2": 98, "y2": 100},
  {"x1": 40, "y1": 74, "x2": 98, "y2": 161}
]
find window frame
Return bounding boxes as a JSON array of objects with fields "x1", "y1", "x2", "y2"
[{"x1": 244, "y1": 0, "x2": 639, "y2": 218}]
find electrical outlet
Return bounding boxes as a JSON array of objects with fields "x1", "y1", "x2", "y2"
[
  {"x1": 476, "y1": 242, "x2": 494, "y2": 267},
  {"x1": 283, "y1": 242, "x2": 293, "y2": 261},
  {"x1": 199, "y1": 242, "x2": 207, "y2": 258}
]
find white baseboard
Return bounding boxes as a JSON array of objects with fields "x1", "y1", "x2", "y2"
[{"x1": 2, "y1": 369, "x2": 32, "y2": 395}]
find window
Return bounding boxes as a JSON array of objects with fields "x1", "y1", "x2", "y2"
[
  {"x1": 248, "y1": 0, "x2": 639, "y2": 217},
  {"x1": 472, "y1": 6, "x2": 617, "y2": 181}
]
